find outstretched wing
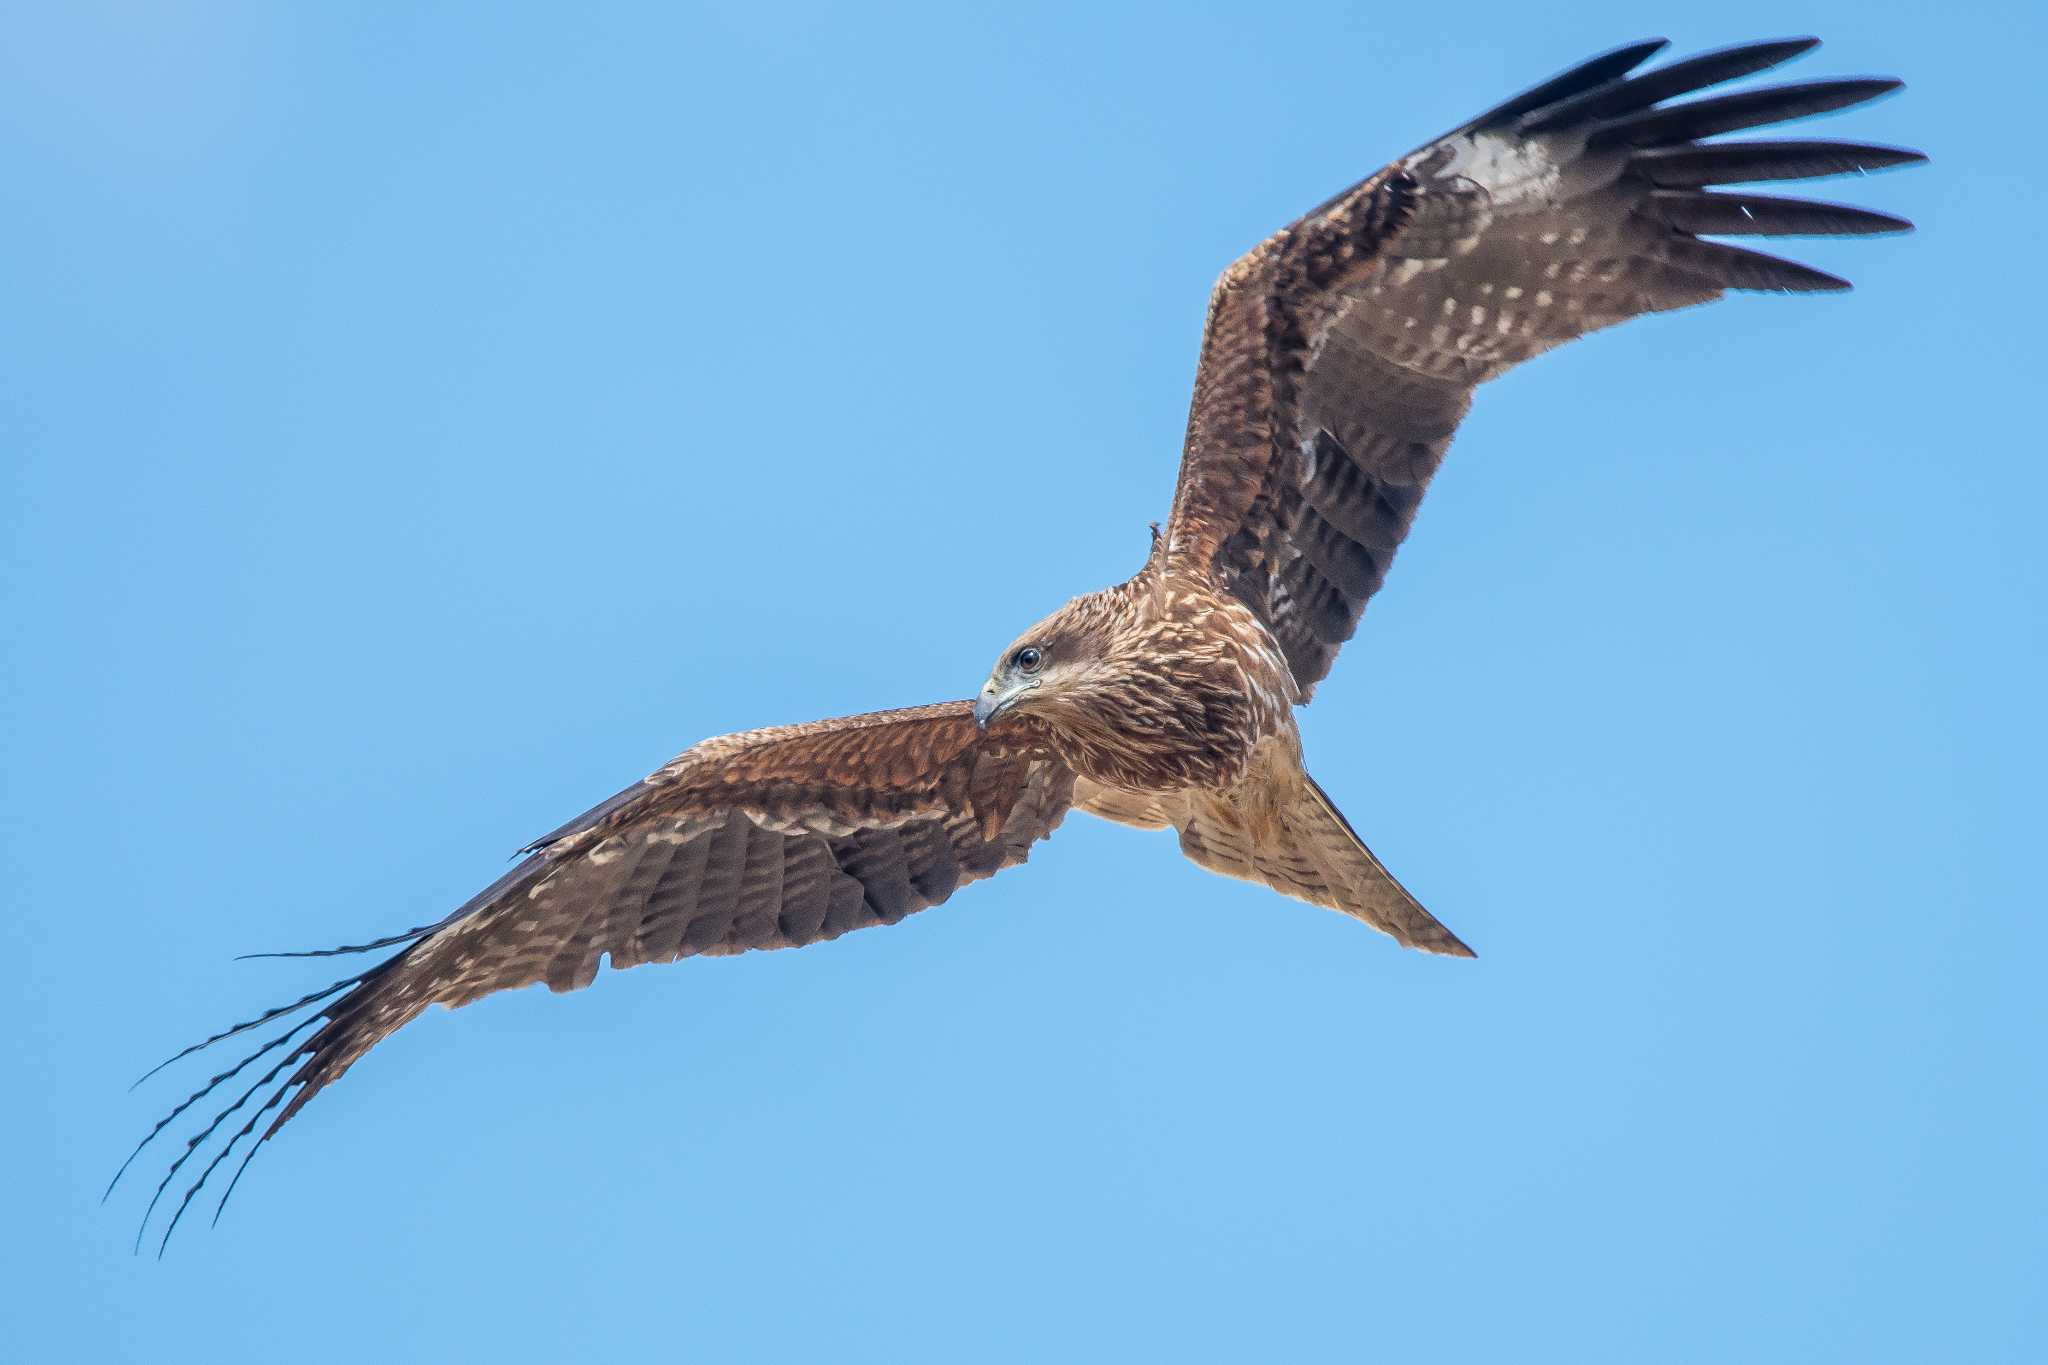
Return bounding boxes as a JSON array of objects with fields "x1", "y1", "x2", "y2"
[
  {"x1": 114, "y1": 702, "x2": 1072, "y2": 1250},
  {"x1": 1163, "y1": 36, "x2": 1921, "y2": 698}
]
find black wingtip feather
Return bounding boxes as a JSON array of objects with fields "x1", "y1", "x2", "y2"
[
  {"x1": 1671, "y1": 238, "x2": 1853, "y2": 293},
  {"x1": 1634, "y1": 139, "x2": 1927, "y2": 187},
  {"x1": 103, "y1": 1018, "x2": 317, "y2": 1205},
  {"x1": 1519, "y1": 37, "x2": 1823, "y2": 133},
  {"x1": 1591, "y1": 77, "x2": 1905, "y2": 150},
  {"x1": 153, "y1": 1065, "x2": 302, "y2": 1256},
  {"x1": 1649, "y1": 189, "x2": 1914, "y2": 237},
  {"x1": 130, "y1": 1034, "x2": 313, "y2": 1254},
  {"x1": 127, "y1": 972, "x2": 364, "y2": 1089},
  {"x1": 235, "y1": 924, "x2": 437, "y2": 960},
  {"x1": 1460, "y1": 38, "x2": 1669, "y2": 132},
  {"x1": 115, "y1": 948, "x2": 407, "y2": 1249},
  {"x1": 172, "y1": 1062, "x2": 309, "y2": 1252}
]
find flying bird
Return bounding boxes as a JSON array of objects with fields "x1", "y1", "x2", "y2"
[{"x1": 116, "y1": 35, "x2": 1921, "y2": 1249}]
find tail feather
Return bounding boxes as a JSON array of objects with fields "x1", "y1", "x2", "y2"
[
  {"x1": 1298, "y1": 776, "x2": 1475, "y2": 958},
  {"x1": 1170, "y1": 769, "x2": 1474, "y2": 958}
]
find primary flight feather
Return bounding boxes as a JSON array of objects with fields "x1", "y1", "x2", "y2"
[{"x1": 116, "y1": 35, "x2": 1922, "y2": 1249}]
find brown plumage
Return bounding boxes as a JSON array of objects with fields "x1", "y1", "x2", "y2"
[{"x1": 115, "y1": 35, "x2": 1922, "y2": 1248}]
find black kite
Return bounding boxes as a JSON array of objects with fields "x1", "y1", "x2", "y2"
[{"x1": 116, "y1": 36, "x2": 1921, "y2": 1248}]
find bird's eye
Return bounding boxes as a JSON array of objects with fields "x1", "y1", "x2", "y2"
[{"x1": 1013, "y1": 646, "x2": 1043, "y2": 674}]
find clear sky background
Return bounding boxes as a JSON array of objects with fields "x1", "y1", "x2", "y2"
[{"x1": 4, "y1": 3, "x2": 2042, "y2": 1361}]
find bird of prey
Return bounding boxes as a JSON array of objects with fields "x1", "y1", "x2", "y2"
[{"x1": 116, "y1": 36, "x2": 1921, "y2": 1248}]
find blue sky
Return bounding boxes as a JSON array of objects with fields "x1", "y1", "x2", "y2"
[{"x1": 5, "y1": 3, "x2": 2042, "y2": 1361}]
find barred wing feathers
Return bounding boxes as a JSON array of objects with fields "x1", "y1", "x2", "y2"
[
  {"x1": 1164, "y1": 36, "x2": 1921, "y2": 697},
  {"x1": 114, "y1": 703, "x2": 1073, "y2": 1250}
]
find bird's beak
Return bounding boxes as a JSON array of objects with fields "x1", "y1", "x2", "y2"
[{"x1": 974, "y1": 678, "x2": 1035, "y2": 731}]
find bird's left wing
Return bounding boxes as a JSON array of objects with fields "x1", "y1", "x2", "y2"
[
  {"x1": 114, "y1": 702, "x2": 1072, "y2": 1250},
  {"x1": 1162, "y1": 36, "x2": 1921, "y2": 698}
]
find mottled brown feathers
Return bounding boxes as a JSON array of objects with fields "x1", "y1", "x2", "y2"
[
  {"x1": 114, "y1": 704, "x2": 1073, "y2": 1249},
  {"x1": 987, "y1": 569, "x2": 1297, "y2": 794},
  {"x1": 1164, "y1": 36, "x2": 1918, "y2": 697},
  {"x1": 254, "y1": 707, "x2": 1075, "y2": 1132},
  {"x1": 119, "y1": 36, "x2": 1919, "y2": 1250}
]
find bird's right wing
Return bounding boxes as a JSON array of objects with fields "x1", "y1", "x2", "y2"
[
  {"x1": 115, "y1": 701, "x2": 1073, "y2": 1250},
  {"x1": 1162, "y1": 36, "x2": 1921, "y2": 699}
]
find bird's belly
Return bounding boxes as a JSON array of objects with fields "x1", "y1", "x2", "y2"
[{"x1": 1047, "y1": 574, "x2": 1302, "y2": 796}]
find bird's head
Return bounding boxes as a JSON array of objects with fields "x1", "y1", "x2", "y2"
[{"x1": 973, "y1": 593, "x2": 1119, "y2": 732}]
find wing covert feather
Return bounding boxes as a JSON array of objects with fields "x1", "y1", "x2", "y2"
[
  {"x1": 1164, "y1": 36, "x2": 1920, "y2": 697},
  {"x1": 117, "y1": 702, "x2": 1072, "y2": 1248}
]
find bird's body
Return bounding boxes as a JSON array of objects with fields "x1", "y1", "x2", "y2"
[
  {"x1": 116, "y1": 34, "x2": 1924, "y2": 1249},
  {"x1": 978, "y1": 555, "x2": 1469, "y2": 953},
  {"x1": 1002, "y1": 564, "x2": 1299, "y2": 794}
]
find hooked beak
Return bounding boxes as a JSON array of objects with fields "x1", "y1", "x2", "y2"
[{"x1": 974, "y1": 677, "x2": 1036, "y2": 731}]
